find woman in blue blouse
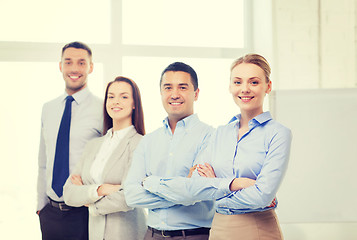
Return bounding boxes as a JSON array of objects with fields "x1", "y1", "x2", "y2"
[{"x1": 142, "y1": 54, "x2": 292, "y2": 240}]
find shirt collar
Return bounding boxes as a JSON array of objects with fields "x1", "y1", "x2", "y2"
[
  {"x1": 162, "y1": 114, "x2": 200, "y2": 131},
  {"x1": 229, "y1": 111, "x2": 273, "y2": 127},
  {"x1": 105, "y1": 125, "x2": 134, "y2": 139},
  {"x1": 61, "y1": 87, "x2": 90, "y2": 105}
]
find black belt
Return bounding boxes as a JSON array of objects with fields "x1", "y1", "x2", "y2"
[
  {"x1": 148, "y1": 226, "x2": 210, "y2": 238},
  {"x1": 48, "y1": 198, "x2": 74, "y2": 211}
]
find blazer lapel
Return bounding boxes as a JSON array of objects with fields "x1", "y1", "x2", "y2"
[
  {"x1": 101, "y1": 127, "x2": 138, "y2": 182},
  {"x1": 82, "y1": 137, "x2": 106, "y2": 185}
]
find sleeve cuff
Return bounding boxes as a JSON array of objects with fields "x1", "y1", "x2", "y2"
[
  {"x1": 214, "y1": 177, "x2": 234, "y2": 199},
  {"x1": 143, "y1": 175, "x2": 161, "y2": 193},
  {"x1": 88, "y1": 184, "x2": 102, "y2": 202},
  {"x1": 88, "y1": 203, "x2": 100, "y2": 216}
]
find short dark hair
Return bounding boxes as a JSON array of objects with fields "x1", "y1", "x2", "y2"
[
  {"x1": 103, "y1": 76, "x2": 145, "y2": 136},
  {"x1": 61, "y1": 41, "x2": 92, "y2": 60},
  {"x1": 160, "y1": 62, "x2": 198, "y2": 90}
]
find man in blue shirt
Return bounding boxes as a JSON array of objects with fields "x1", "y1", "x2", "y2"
[{"x1": 124, "y1": 62, "x2": 214, "y2": 240}]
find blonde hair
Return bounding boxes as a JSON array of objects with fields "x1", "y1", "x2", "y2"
[{"x1": 231, "y1": 54, "x2": 271, "y2": 83}]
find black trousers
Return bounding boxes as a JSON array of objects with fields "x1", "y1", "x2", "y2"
[{"x1": 39, "y1": 203, "x2": 89, "y2": 240}]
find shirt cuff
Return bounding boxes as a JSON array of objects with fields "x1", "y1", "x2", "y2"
[
  {"x1": 215, "y1": 177, "x2": 234, "y2": 199},
  {"x1": 142, "y1": 175, "x2": 161, "y2": 193},
  {"x1": 88, "y1": 184, "x2": 102, "y2": 202},
  {"x1": 88, "y1": 203, "x2": 100, "y2": 216}
]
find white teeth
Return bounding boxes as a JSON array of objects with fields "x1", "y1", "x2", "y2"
[
  {"x1": 69, "y1": 75, "x2": 80, "y2": 80},
  {"x1": 170, "y1": 102, "x2": 182, "y2": 105},
  {"x1": 240, "y1": 97, "x2": 253, "y2": 100}
]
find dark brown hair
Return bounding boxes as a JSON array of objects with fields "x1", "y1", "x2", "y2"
[
  {"x1": 231, "y1": 54, "x2": 271, "y2": 83},
  {"x1": 62, "y1": 41, "x2": 92, "y2": 61},
  {"x1": 160, "y1": 62, "x2": 199, "y2": 90},
  {"x1": 103, "y1": 76, "x2": 145, "y2": 135}
]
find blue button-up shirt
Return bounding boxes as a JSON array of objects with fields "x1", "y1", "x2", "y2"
[
  {"x1": 124, "y1": 114, "x2": 214, "y2": 230},
  {"x1": 143, "y1": 112, "x2": 292, "y2": 215}
]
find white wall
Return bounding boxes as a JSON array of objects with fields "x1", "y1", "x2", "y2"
[
  {"x1": 272, "y1": 1, "x2": 357, "y2": 239},
  {"x1": 281, "y1": 222, "x2": 357, "y2": 240},
  {"x1": 273, "y1": 0, "x2": 357, "y2": 90},
  {"x1": 270, "y1": 89, "x2": 357, "y2": 239}
]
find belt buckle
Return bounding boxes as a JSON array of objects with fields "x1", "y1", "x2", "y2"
[
  {"x1": 161, "y1": 230, "x2": 171, "y2": 238},
  {"x1": 58, "y1": 202, "x2": 68, "y2": 211}
]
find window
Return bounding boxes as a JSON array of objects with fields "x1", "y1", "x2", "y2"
[
  {"x1": 0, "y1": 0, "x2": 111, "y2": 43},
  {"x1": 121, "y1": 0, "x2": 249, "y2": 130},
  {"x1": 0, "y1": 0, "x2": 251, "y2": 238},
  {"x1": 122, "y1": 0, "x2": 245, "y2": 48}
]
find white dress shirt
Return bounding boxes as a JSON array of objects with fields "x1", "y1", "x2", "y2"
[
  {"x1": 37, "y1": 87, "x2": 103, "y2": 211},
  {"x1": 90, "y1": 126, "x2": 134, "y2": 184},
  {"x1": 87, "y1": 126, "x2": 134, "y2": 212}
]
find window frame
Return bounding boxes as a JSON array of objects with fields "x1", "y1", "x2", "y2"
[{"x1": 0, "y1": 0, "x2": 253, "y2": 83}]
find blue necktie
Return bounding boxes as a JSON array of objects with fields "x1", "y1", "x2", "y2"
[{"x1": 52, "y1": 95, "x2": 74, "y2": 197}]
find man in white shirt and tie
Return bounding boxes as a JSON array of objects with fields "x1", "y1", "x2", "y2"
[{"x1": 36, "y1": 41, "x2": 103, "y2": 240}]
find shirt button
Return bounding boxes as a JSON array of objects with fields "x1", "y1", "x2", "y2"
[{"x1": 169, "y1": 153, "x2": 173, "y2": 156}]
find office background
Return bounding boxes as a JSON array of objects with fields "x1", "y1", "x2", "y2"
[{"x1": 0, "y1": 0, "x2": 356, "y2": 239}]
